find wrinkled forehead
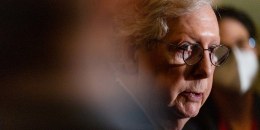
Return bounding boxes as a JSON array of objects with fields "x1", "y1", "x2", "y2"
[{"x1": 164, "y1": 5, "x2": 219, "y2": 44}]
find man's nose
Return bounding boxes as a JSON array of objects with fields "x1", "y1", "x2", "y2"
[{"x1": 192, "y1": 51, "x2": 213, "y2": 79}]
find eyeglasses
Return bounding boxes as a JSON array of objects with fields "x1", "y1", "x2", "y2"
[{"x1": 163, "y1": 41, "x2": 230, "y2": 66}]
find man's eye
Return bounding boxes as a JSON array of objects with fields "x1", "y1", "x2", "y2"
[{"x1": 178, "y1": 42, "x2": 191, "y2": 50}]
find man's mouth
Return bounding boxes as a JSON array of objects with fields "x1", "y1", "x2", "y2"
[{"x1": 180, "y1": 91, "x2": 203, "y2": 102}]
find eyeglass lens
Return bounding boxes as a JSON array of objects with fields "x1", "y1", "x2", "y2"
[
  {"x1": 182, "y1": 44, "x2": 229, "y2": 66},
  {"x1": 210, "y1": 46, "x2": 230, "y2": 66},
  {"x1": 183, "y1": 45, "x2": 203, "y2": 65}
]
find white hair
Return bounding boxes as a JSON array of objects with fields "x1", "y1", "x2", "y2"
[{"x1": 120, "y1": 0, "x2": 213, "y2": 47}]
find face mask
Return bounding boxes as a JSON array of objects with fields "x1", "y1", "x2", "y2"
[{"x1": 213, "y1": 46, "x2": 259, "y2": 94}]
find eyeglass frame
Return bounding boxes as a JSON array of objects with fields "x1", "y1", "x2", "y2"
[{"x1": 158, "y1": 41, "x2": 230, "y2": 67}]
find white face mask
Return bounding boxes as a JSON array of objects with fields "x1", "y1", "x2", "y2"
[{"x1": 213, "y1": 46, "x2": 259, "y2": 94}]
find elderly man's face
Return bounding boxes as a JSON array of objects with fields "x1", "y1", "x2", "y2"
[{"x1": 136, "y1": 5, "x2": 219, "y2": 119}]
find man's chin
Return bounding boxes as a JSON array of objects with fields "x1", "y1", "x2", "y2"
[{"x1": 174, "y1": 102, "x2": 201, "y2": 118}]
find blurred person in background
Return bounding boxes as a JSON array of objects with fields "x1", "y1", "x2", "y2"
[{"x1": 184, "y1": 6, "x2": 260, "y2": 130}]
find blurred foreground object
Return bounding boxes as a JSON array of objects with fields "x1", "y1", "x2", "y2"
[{"x1": 0, "y1": 0, "x2": 133, "y2": 129}]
